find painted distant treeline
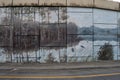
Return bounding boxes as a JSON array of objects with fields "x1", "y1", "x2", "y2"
[
  {"x1": 78, "y1": 26, "x2": 119, "y2": 41},
  {"x1": 78, "y1": 26, "x2": 118, "y2": 35}
]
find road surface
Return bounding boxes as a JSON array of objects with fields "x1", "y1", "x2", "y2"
[{"x1": 0, "y1": 67, "x2": 120, "y2": 80}]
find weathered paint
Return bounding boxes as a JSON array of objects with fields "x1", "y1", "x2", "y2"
[
  {"x1": 0, "y1": 0, "x2": 119, "y2": 11},
  {"x1": 13, "y1": 0, "x2": 38, "y2": 6},
  {"x1": 67, "y1": 0, "x2": 93, "y2": 7},
  {"x1": 0, "y1": 0, "x2": 12, "y2": 6},
  {"x1": 39, "y1": 0, "x2": 67, "y2": 6},
  {"x1": 95, "y1": 0, "x2": 119, "y2": 11}
]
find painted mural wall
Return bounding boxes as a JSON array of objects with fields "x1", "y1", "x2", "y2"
[{"x1": 0, "y1": 7, "x2": 120, "y2": 63}]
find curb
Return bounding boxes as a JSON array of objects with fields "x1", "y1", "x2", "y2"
[{"x1": 0, "y1": 65, "x2": 120, "y2": 70}]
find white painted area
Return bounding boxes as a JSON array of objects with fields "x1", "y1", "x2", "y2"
[
  {"x1": 0, "y1": 40, "x2": 119, "y2": 63},
  {"x1": 0, "y1": 49, "x2": 6, "y2": 63},
  {"x1": 0, "y1": 8, "x2": 6, "y2": 24}
]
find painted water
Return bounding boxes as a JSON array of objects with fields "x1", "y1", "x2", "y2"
[{"x1": 0, "y1": 39, "x2": 119, "y2": 63}]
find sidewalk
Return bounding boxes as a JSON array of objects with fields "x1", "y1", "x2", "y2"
[{"x1": 0, "y1": 61, "x2": 120, "y2": 70}]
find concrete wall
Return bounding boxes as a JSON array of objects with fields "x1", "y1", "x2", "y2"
[{"x1": 0, "y1": 0, "x2": 119, "y2": 11}]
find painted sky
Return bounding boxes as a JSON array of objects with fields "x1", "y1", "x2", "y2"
[
  {"x1": 0, "y1": 8, "x2": 119, "y2": 28},
  {"x1": 68, "y1": 8, "x2": 118, "y2": 28}
]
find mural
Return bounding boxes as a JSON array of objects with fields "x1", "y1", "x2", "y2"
[{"x1": 0, "y1": 7, "x2": 120, "y2": 63}]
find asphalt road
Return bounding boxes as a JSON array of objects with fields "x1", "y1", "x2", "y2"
[
  {"x1": 0, "y1": 75, "x2": 120, "y2": 80},
  {"x1": 0, "y1": 67, "x2": 120, "y2": 80}
]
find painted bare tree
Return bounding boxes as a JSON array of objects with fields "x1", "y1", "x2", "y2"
[{"x1": 0, "y1": 7, "x2": 79, "y2": 63}]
